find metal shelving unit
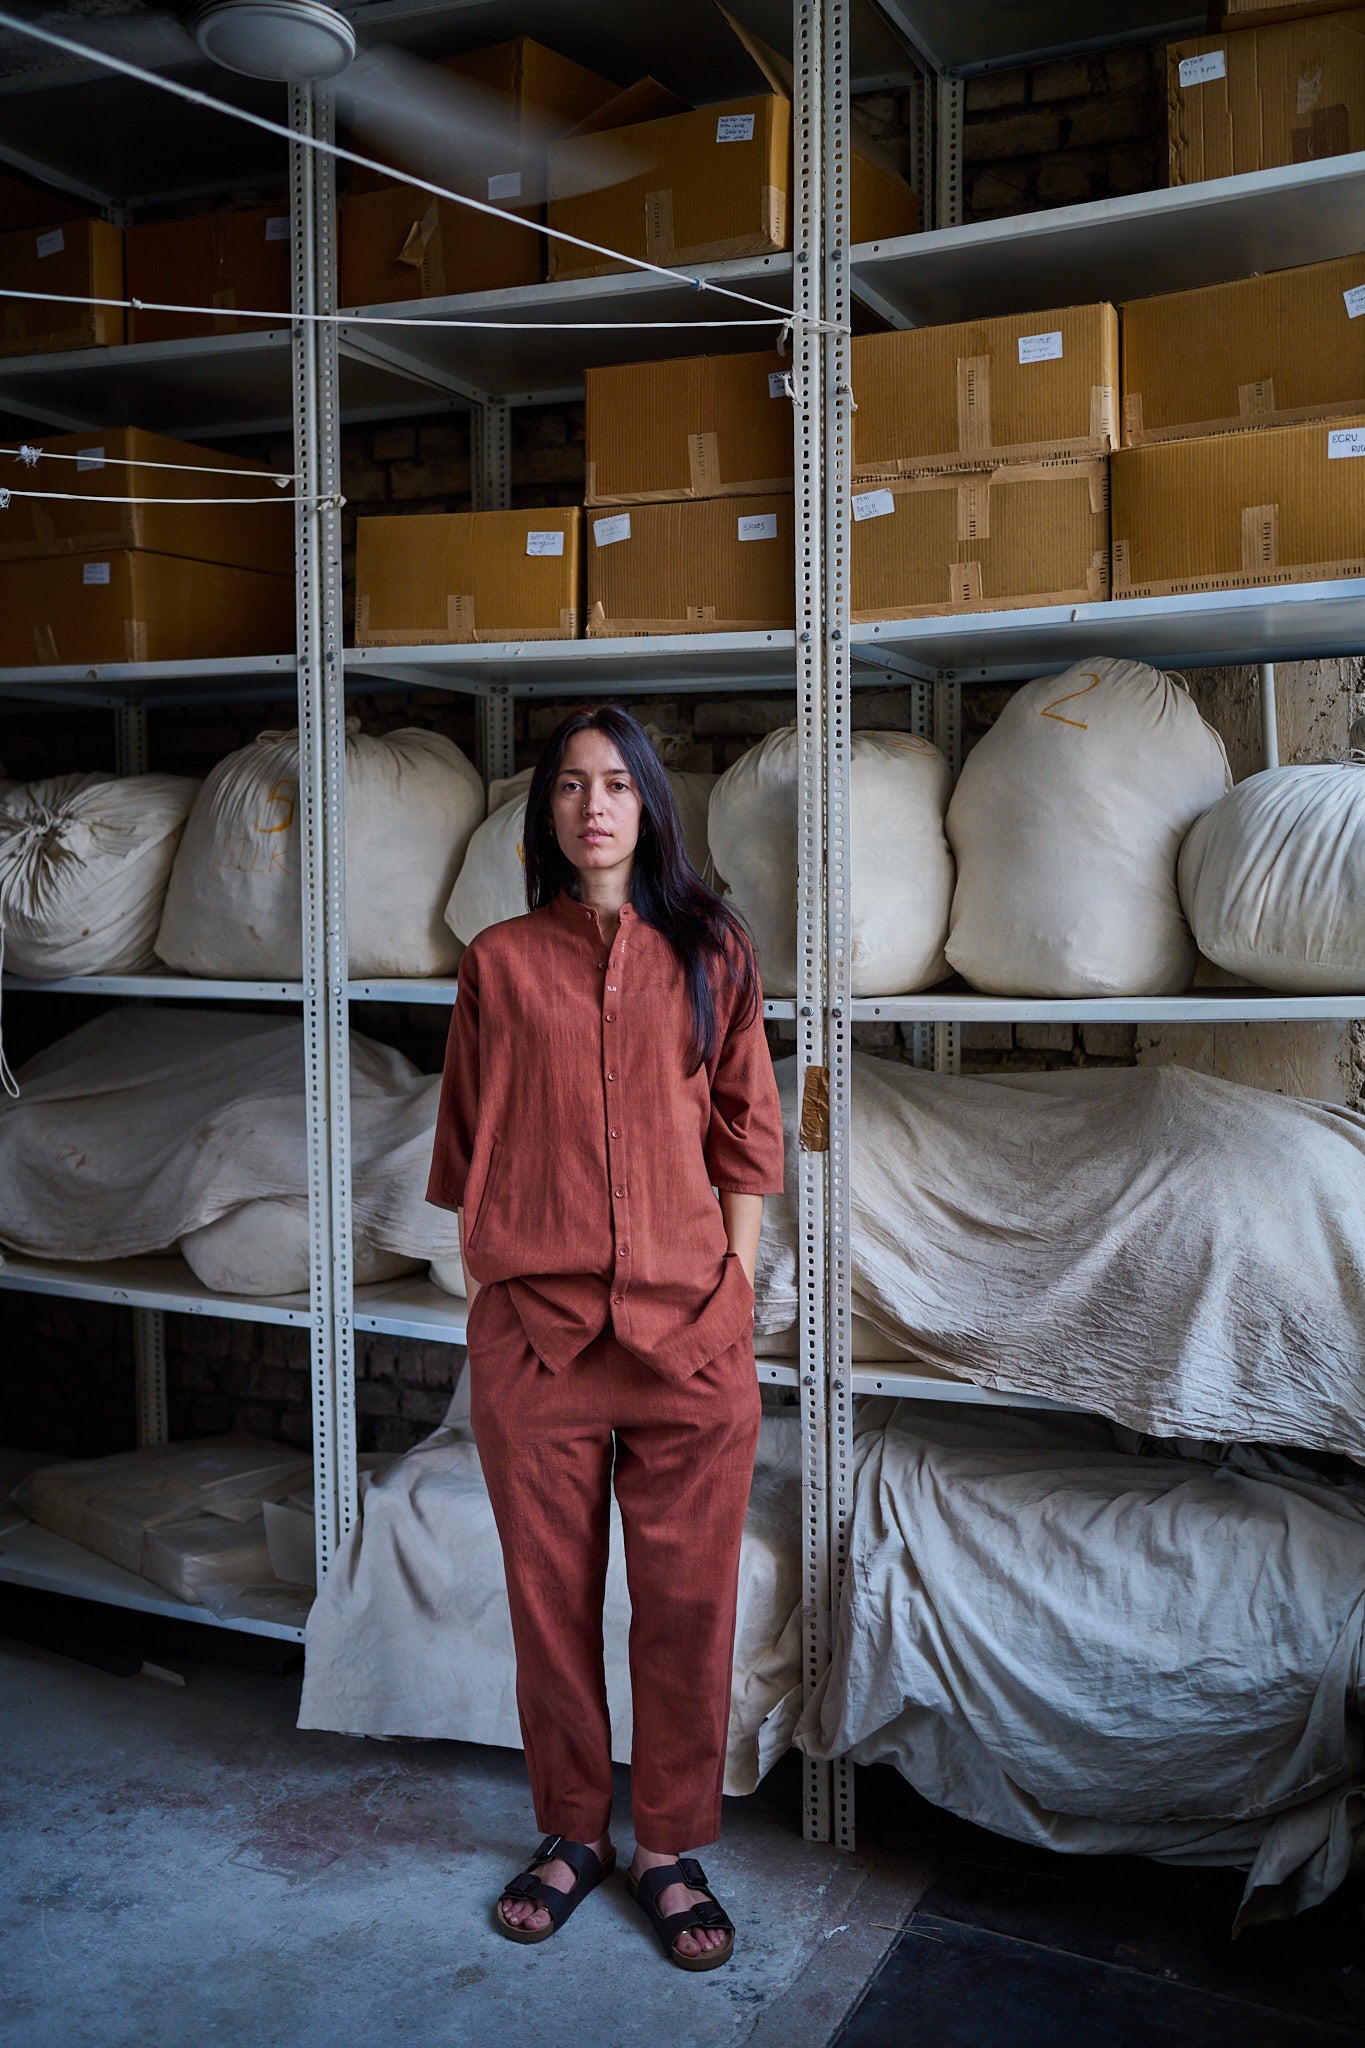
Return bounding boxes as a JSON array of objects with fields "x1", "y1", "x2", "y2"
[{"x1": 1, "y1": 0, "x2": 1361, "y2": 1845}]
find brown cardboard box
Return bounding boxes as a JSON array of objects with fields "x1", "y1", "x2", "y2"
[
  {"x1": 1167, "y1": 11, "x2": 1365, "y2": 182},
  {"x1": 586, "y1": 494, "x2": 793, "y2": 634},
  {"x1": 547, "y1": 13, "x2": 917, "y2": 281},
  {"x1": 852, "y1": 304, "x2": 1119, "y2": 481},
  {"x1": 0, "y1": 427, "x2": 293, "y2": 574},
  {"x1": 0, "y1": 552, "x2": 295, "y2": 665},
  {"x1": 0, "y1": 171, "x2": 90, "y2": 233},
  {"x1": 0, "y1": 218, "x2": 123, "y2": 355},
  {"x1": 1218, "y1": 1, "x2": 1347, "y2": 25},
  {"x1": 346, "y1": 37, "x2": 621, "y2": 195},
  {"x1": 340, "y1": 183, "x2": 543, "y2": 307},
  {"x1": 850, "y1": 462, "x2": 1109, "y2": 619},
  {"x1": 354, "y1": 507, "x2": 582, "y2": 644},
  {"x1": 1110, "y1": 417, "x2": 1365, "y2": 596},
  {"x1": 126, "y1": 206, "x2": 292, "y2": 344},
  {"x1": 585, "y1": 349, "x2": 793, "y2": 504},
  {"x1": 1122, "y1": 255, "x2": 1365, "y2": 443}
]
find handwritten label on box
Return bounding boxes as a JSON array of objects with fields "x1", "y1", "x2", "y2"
[
  {"x1": 1178, "y1": 50, "x2": 1226, "y2": 87},
  {"x1": 852, "y1": 488, "x2": 895, "y2": 522},
  {"x1": 83, "y1": 561, "x2": 111, "y2": 585},
  {"x1": 1018, "y1": 330, "x2": 1063, "y2": 363},
  {"x1": 717, "y1": 114, "x2": 756, "y2": 142},
  {"x1": 526, "y1": 529, "x2": 565, "y2": 556},
  {"x1": 738, "y1": 512, "x2": 778, "y2": 541},
  {"x1": 593, "y1": 514, "x2": 631, "y2": 546}
]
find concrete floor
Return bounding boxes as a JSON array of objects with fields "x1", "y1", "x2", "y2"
[{"x1": 0, "y1": 1613, "x2": 933, "y2": 2048}]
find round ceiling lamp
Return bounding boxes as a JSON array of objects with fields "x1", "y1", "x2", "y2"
[{"x1": 194, "y1": 0, "x2": 357, "y2": 82}]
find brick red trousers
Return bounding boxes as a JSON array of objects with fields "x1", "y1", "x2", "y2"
[{"x1": 466, "y1": 1279, "x2": 762, "y2": 1850}]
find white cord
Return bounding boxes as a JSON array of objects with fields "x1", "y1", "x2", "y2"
[
  {"x1": 0, "y1": 485, "x2": 343, "y2": 508},
  {"x1": 0, "y1": 8, "x2": 850, "y2": 336},
  {"x1": 0, "y1": 284, "x2": 805, "y2": 339},
  {"x1": 6, "y1": 442, "x2": 295, "y2": 486}
]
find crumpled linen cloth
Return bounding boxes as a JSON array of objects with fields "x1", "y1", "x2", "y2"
[
  {"x1": 298, "y1": 1403, "x2": 803, "y2": 1796},
  {"x1": 797, "y1": 1405, "x2": 1365, "y2": 1927}
]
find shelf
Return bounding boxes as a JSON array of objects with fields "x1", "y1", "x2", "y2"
[
  {"x1": 0, "y1": 1518, "x2": 308, "y2": 1642},
  {"x1": 0, "y1": 652, "x2": 297, "y2": 711},
  {"x1": 853, "y1": 986, "x2": 1365, "y2": 1024},
  {"x1": 3, "y1": 972, "x2": 303, "y2": 1002},
  {"x1": 848, "y1": 1361, "x2": 1078, "y2": 1410},
  {"x1": 852, "y1": 154, "x2": 1365, "y2": 328},
  {"x1": 874, "y1": 0, "x2": 1202, "y2": 76},
  {"x1": 853, "y1": 579, "x2": 1365, "y2": 681},
  {"x1": 0, "y1": 1254, "x2": 313, "y2": 1328},
  {"x1": 353, "y1": 1274, "x2": 466, "y2": 1344},
  {"x1": 345, "y1": 631, "x2": 803, "y2": 696},
  {"x1": 0, "y1": 328, "x2": 466, "y2": 443}
]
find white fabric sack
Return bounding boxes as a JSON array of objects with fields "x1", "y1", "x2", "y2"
[
  {"x1": 0, "y1": 1010, "x2": 460, "y2": 1286},
  {"x1": 946, "y1": 657, "x2": 1230, "y2": 996},
  {"x1": 445, "y1": 762, "x2": 716, "y2": 945},
  {"x1": 157, "y1": 722, "x2": 484, "y2": 978},
  {"x1": 428, "y1": 1250, "x2": 466, "y2": 1297},
  {"x1": 798, "y1": 1406, "x2": 1365, "y2": 1927},
  {"x1": 708, "y1": 728, "x2": 954, "y2": 997},
  {"x1": 1179, "y1": 763, "x2": 1365, "y2": 993},
  {"x1": 181, "y1": 1202, "x2": 419, "y2": 1296},
  {"x1": 828, "y1": 1053, "x2": 1365, "y2": 1460},
  {"x1": 0, "y1": 772, "x2": 198, "y2": 978},
  {"x1": 298, "y1": 1408, "x2": 803, "y2": 1793}
]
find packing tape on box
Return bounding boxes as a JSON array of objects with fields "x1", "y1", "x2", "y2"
[
  {"x1": 1293, "y1": 104, "x2": 1351, "y2": 161},
  {"x1": 31, "y1": 621, "x2": 58, "y2": 663},
  {"x1": 855, "y1": 549, "x2": 1108, "y2": 623},
  {"x1": 587, "y1": 600, "x2": 790, "y2": 636},
  {"x1": 956, "y1": 354, "x2": 992, "y2": 453},
  {"x1": 875, "y1": 455, "x2": 1108, "y2": 509},
  {"x1": 644, "y1": 189, "x2": 676, "y2": 264},
  {"x1": 856, "y1": 416, "x2": 1117, "y2": 482},
  {"x1": 587, "y1": 471, "x2": 792, "y2": 506},
  {"x1": 688, "y1": 432, "x2": 721, "y2": 493},
  {"x1": 1239, "y1": 378, "x2": 1278, "y2": 418},
  {"x1": 354, "y1": 594, "x2": 579, "y2": 645},
  {"x1": 1241, "y1": 502, "x2": 1280, "y2": 573},
  {"x1": 1121, "y1": 553, "x2": 1365, "y2": 599}
]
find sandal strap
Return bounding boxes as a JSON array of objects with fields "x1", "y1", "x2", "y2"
[
  {"x1": 531, "y1": 1834, "x2": 604, "y2": 1886},
  {"x1": 499, "y1": 1836, "x2": 608, "y2": 1931},
  {"x1": 500, "y1": 1871, "x2": 569, "y2": 1924},
  {"x1": 636, "y1": 1858, "x2": 734, "y2": 1942}
]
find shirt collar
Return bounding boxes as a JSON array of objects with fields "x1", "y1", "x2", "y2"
[{"x1": 548, "y1": 891, "x2": 634, "y2": 932}]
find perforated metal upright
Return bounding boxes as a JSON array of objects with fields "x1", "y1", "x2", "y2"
[
  {"x1": 289, "y1": 82, "x2": 356, "y2": 1579},
  {"x1": 792, "y1": 0, "x2": 835, "y2": 1846}
]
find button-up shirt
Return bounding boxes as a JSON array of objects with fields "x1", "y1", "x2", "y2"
[{"x1": 426, "y1": 891, "x2": 784, "y2": 1381}]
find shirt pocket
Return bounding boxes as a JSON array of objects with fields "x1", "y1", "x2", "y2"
[{"x1": 467, "y1": 1135, "x2": 503, "y2": 1253}]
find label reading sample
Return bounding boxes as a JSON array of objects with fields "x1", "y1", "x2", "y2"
[
  {"x1": 852, "y1": 488, "x2": 895, "y2": 521},
  {"x1": 1019, "y1": 330, "x2": 1064, "y2": 363},
  {"x1": 716, "y1": 113, "x2": 756, "y2": 141},
  {"x1": 264, "y1": 215, "x2": 290, "y2": 241},
  {"x1": 75, "y1": 446, "x2": 105, "y2": 471},
  {"x1": 1178, "y1": 49, "x2": 1226, "y2": 86},
  {"x1": 737, "y1": 511, "x2": 778, "y2": 541},
  {"x1": 593, "y1": 513, "x2": 632, "y2": 546},
  {"x1": 1328, "y1": 428, "x2": 1365, "y2": 458},
  {"x1": 35, "y1": 228, "x2": 64, "y2": 258},
  {"x1": 1344, "y1": 284, "x2": 1365, "y2": 318},
  {"x1": 769, "y1": 370, "x2": 793, "y2": 398},
  {"x1": 487, "y1": 171, "x2": 522, "y2": 201},
  {"x1": 82, "y1": 561, "x2": 110, "y2": 584},
  {"x1": 526, "y1": 529, "x2": 565, "y2": 556}
]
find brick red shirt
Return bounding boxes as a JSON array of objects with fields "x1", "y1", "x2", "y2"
[{"x1": 426, "y1": 891, "x2": 784, "y2": 1381}]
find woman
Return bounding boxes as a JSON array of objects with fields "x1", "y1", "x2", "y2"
[{"x1": 427, "y1": 704, "x2": 783, "y2": 1972}]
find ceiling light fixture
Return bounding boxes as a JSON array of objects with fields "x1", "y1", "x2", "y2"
[{"x1": 194, "y1": 0, "x2": 357, "y2": 83}]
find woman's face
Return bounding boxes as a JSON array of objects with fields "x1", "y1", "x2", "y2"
[{"x1": 550, "y1": 727, "x2": 643, "y2": 883}]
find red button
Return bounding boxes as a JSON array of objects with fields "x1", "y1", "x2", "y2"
[
  {"x1": 607, "y1": 984, "x2": 617, "y2": 991},
  {"x1": 607, "y1": 1071, "x2": 616, "y2": 1081},
  {"x1": 617, "y1": 1246, "x2": 629, "y2": 1258},
  {"x1": 610, "y1": 1129, "x2": 620, "y2": 1139},
  {"x1": 612, "y1": 1293, "x2": 624, "y2": 1305},
  {"x1": 604, "y1": 1012, "x2": 615, "y2": 1023},
  {"x1": 613, "y1": 1187, "x2": 624, "y2": 1198}
]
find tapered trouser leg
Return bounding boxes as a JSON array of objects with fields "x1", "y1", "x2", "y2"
[
  {"x1": 468, "y1": 1286, "x2": 617, "y2": 1845},
  {"x1": 611, "y1": 1333, "x2": 762, "y2": 1851},
  {"x1": 468, "y1": 1282, "x2": 762, "y2": 1852}
]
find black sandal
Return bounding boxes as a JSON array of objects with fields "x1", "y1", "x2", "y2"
[
  {"x1": 626, "y1": 1857, "x2": 735, "y2": 1972},
  {"x1": 494, "y1": 1834, "x2": 615, "y2": 1945}
]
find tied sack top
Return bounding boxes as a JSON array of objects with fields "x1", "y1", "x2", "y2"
[{"x1": 426, "y1": 892, "x2": 784, "y2": 1381}]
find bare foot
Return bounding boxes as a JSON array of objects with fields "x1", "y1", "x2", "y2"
[
  {"x1": 630, "y1": 1846, "x2": 730, "y2": 1958},
  {"x1": 498, "y1": 1834, "x2": 613, "y2": 1933}
]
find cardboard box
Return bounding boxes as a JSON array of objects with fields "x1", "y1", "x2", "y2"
[
  {"x1": 126, "y1": 205, "x2": 292, "y2": 344},
  {"x1": 342, "y1": 37, "x2": 621, "y2": 299},
  {"x1": 850, "y1": 461, "x2": 1109, "y2": 619},
  {"x1": 586, "y1": 494, "x2": 794, "y2": 634},
  {"x1": 851, "y1": 303, "x2": 1119, "y2": 481},
  {"x1": 0, "y1": 427, "x2": 293, "y2": 574},
  {"x1": 30, "y1": 1436, "x2": 313, "y2": 1578},
  {"x1": 585, "y1": 349, "x2": 793, "y2": 504},
  {"x1": 547, "y1": 12, "x2": 917, "y2": 281},
  {"x1": 354, "y1": 507, "x2": 582, "y2": 644},
  {"x1": 0, "y1": 218, "x2": 123, "y2": 355},
  {"x1": 340, "y1": 183, "x2": 544, "y2": 306},
  {"x1": 1217, "y1": 1, "x2": 1347, "y2": 26},
  {"x1": 1121, "y1": 255, "x2": 1365, "y2": 443},
  {"x1": 0, "y1": 171, "x2": 89, "y2": 233},
  {"x1": 0, "y1": 551, "x2": 295, "y2": 665},
  {"x1": 1168, "y1": 11, "x2": 1365, "y2": 182},
  {"x1": 1110, "y1": 417, "x2": 1365, "y2": 596}
]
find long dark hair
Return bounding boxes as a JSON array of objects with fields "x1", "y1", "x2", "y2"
[{"x1": 523, "y1": 705, "x2": 760, "y2": 1072}]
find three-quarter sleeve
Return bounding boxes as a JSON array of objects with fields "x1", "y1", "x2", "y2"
[
  {"x1": 426, "y1": 940, "x2": 481, "y2": 1212},
  {"x1": 704, "y1": 944, "x2": 785, "y2": 1195}
]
